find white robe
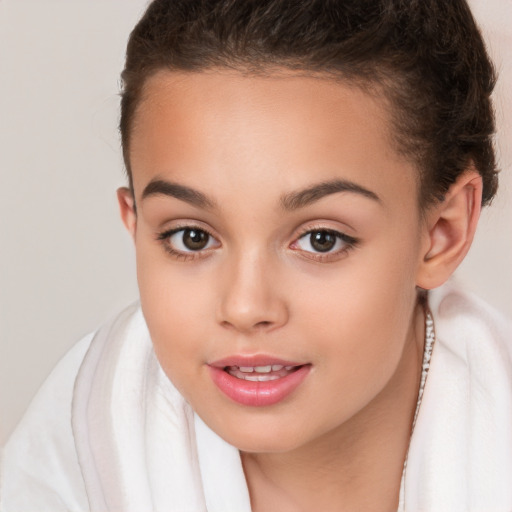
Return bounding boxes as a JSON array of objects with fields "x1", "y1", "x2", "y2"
[{"x1": 1, "y1": 282, "x2": 512, "y2": 512}]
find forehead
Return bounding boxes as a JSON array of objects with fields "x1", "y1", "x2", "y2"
[{"x1": 129, "y1": 70, "x2": 419, "y2": 210}]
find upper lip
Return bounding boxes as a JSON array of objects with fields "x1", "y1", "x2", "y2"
[{"x1": 209, "y1": 354, "x2": 306, "y2": 368}]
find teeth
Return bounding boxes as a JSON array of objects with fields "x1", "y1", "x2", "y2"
[
  {"x1": 254, "y1": 365, "x2": 272, "y2": 373},
  {"x1": 225, "y1": 364, "x2": 301, "y2": 381},
  {"x1": 244, "y1": 374, "x2": 280, "y2": 382},
  {"x1": 236, "y1": 365, "x2": 281, "y2": 373}
]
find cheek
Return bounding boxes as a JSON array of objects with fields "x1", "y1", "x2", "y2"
[
  {"x1": 135, "y1": 245, "x2": 213, "y2": 374},
  {"x1": 297, "y1": 242, "x2": 420, "y2": 381}
]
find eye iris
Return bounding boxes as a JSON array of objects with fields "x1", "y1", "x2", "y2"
[
  {"x1": 183, "y1": 229, "x2": 209, "y2": 250},
  {"x1": 310, "y1": 231, "x2": 336, "y2": 252}
]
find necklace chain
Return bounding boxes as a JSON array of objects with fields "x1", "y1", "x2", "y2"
[
  {"x1": 411, "y1": 309, "x2": 435, "y2": 431},
  {"x1": 398, "y1": 306, "x2": 436, "y2": 509}
]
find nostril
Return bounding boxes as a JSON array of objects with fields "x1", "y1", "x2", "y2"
[
  {"x1": 255, "y1": 320, "x2": 272, "y2": 329},
  {"x1": 221, "y1": 319, "x2": 273, "y2": 330}
]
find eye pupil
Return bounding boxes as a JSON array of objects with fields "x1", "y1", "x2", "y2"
[
  {"x1": 183, "y1": 229, "x2": 209, "y2": 250},
  {"x1": 310, "y1": 231, "x2": 336, "y2": 252}
]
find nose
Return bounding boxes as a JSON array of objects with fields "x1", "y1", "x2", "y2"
[{"x1": 217, "y1": 251, "x2": 289, "y2": 334}]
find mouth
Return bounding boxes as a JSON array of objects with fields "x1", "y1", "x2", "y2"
[
  {"x1": 223, "y1": 364, "x2": 304, "y2": 382},
  {"x1": 208, "y1": 357, "x2": 311, "y2": 407}
]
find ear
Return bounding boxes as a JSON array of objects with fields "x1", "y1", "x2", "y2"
[
  {"x1": 416, "y1": 170, "x2": 482, "y2": 290},
  {"x1": 117, "y1": 187, "x2": 137, "y2": 239}
]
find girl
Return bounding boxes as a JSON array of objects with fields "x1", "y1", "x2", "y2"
[{"x1": 2, "y1": 1, "x2": 511, "y2": 511}]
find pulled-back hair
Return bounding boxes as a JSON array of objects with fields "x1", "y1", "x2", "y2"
[{"x1": 120, "y1": 0, "x2": 498, "y2": 207}]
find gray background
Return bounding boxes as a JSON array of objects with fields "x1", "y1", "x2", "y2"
[{"x1": 1, "y1": 0, "x2": 511, "y2": 445}]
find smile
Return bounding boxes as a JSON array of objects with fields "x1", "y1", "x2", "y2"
[
  {"x1": 208, "y1": 357, "x2": 311, "y2": 407},
  {"x1": 225, "y1": 364, "x2": 300, "y2": 381}
]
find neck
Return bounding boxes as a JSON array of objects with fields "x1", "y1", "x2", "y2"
[{"x1": 242, "y1": 303, "x2": 425, "y2": 512}]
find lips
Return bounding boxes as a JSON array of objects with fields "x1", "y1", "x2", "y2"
[
  {"x1": 208, "y1": 356, "x2": 311, "y2": 407},
  {"x1": 225, "y1": 364, "x2": 300, "y2": 381}
]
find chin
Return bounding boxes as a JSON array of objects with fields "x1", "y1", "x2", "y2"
[
  {"x1": 213, "y1": 421, "x2": 307, "y2": 454},
  {"x1": 233, "y1": 437, "x2": 300, "y2": 454}
]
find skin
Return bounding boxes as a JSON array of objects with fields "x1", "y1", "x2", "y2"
[{"x1": 118, "y1": 70, "x2": 482, "y2": 511}]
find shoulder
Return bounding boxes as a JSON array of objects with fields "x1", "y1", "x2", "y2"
[
  {"x1": 430, "y1": 280, "x2": 512, "y2": 363},
  {"x1": 404, "y1": 283, "x2": 512, "y2": 509},
  {"x1": 1, "y1": 334, "x2": 92, "y2": 511},
  {"x1": 0, "y1": 303, "x2": 142, "y2": 512}
]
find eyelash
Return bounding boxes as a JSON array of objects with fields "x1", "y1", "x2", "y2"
[
  {"x1": 156, "y1": 225, "x2": 359, "y2": 262},
  {"x1": 291, "y1": 227, "x2": 359, "y2": 262},
  {"x1": 156, "y1": 225, "x2": 218, "y2": 261}
]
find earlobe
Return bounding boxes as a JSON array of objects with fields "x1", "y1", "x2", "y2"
[
  {"x1": 117, "y1": 187, "x2": 137, "y2": 239},
  {"x1": 416, "y1": 170, "x2": 482, "y2": 290}
]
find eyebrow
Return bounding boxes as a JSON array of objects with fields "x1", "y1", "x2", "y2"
[
  {"x1": 280, "y1": 179, "x2": 381, "y2": 210},
  {"x1": 141, "y1": 178, "x2": 217, "y2": 209},
  {"x1": 140, "y1": 177, "x2": 380, "y2": 211}
]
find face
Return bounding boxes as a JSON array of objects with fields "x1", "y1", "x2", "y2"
[{"x1": 122, "y1": 70, "x2": 430, "y2": 453}]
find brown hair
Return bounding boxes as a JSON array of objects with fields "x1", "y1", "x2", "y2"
[{"x1": 120, "y1": 0, "x2": 498, "y2": 208}]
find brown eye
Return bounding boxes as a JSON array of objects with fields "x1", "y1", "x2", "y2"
[
  {"x1": 294, "y1": 229, "x2": 357, "y2": 257},
  {"x1": 182, "y1": 228, "x2": 210, "y2": 250},
  {"x1": 165, "y1": 227, "x2": 219, "y2": 253},
  {"x1": 309, "y1": 231, "x2": 337, "y2": 252}
]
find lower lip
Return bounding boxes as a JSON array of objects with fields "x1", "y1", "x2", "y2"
[{"x1": 208, "y1": 365, "x2": 311, "y2": 407}]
